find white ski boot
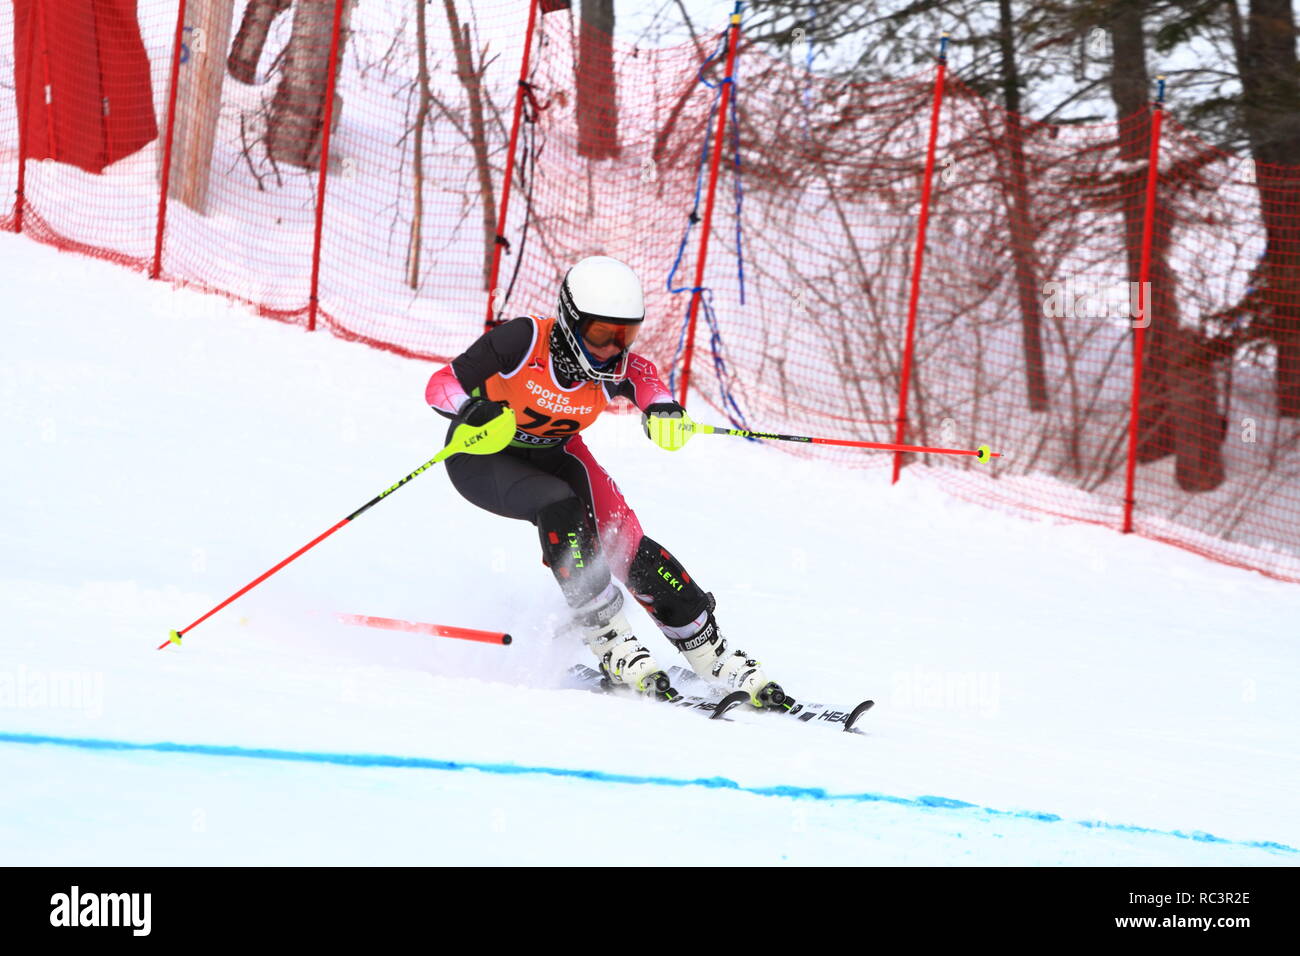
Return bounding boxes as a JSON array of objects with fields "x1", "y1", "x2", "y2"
[
  {"x1": 575, "y1": 585, "x2": 676, "y2": 699},
  {"x1": 663, "y1": 594, "x2": 787, "y2": 708}
]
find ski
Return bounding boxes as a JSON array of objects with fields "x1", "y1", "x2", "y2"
[
  {"x1": 568, "y1": 665, "x2": 873, "y2": 733},
  {"x1": 660, "y1": 665, "x2": 873, "y2": 733},
  {"x1": 567, "y1": 665, "x2": 751, "y2": 721},
  {"x1": 755, "y1": 692, "x2": 875, "y2": 733}
]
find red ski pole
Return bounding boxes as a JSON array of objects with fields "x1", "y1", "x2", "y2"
[
  {"x1": 686, "y1": 421, "x2": 1000, "y2": 461},
  {"x1": 159, "y1": 410, "x2": 518, "y2": 650}
]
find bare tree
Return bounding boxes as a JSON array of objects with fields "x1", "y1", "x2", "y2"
[
  {"x1": 1098, "y1": 0, "x2": 1228, "y2": 490},
  {"x1": 443, "y1": 0, "x2": 498, "y2": 291},
  {"x1": 407, "y1": 0, "x2": 434, "y2": 289},
  {"x1": 266, "y1": 0, "x2": 355, "y2": 170},
  {"x1": 1100, "y1": 1, "x2": 1176, "y2": 463},
  {"x1": 996, "y1": 0, "x2": 1048, "y2": 411},
  {"x1": 576, "y1": 0, "x2": 620, "y2": 158},
  {"x1": 1150, "y1": 0, "x2": 1300, "y2": 420},
  {"x1": 1238, "y1": 0, "x2": 1300, "y2": 418},
  {"x1": 228, "y1": 0, "x2": 292, "y2": 85}
]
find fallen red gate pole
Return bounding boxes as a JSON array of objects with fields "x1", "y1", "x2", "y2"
[{"x1": 337, "y1": 614, "x2": 512, "y2": 645}]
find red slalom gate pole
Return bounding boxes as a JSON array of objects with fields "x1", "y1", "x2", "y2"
[
  {"x1": 892, "y1": 34, "x2": 948, "y2": 484},
  {"x1": 306, "y1": 0, "x2": 347, "y2": 333},
  {"x1": 151, "y1": 0, "x2": 189, "y2": 279},
  {"x1": 337, "y1": 614, "x2": 512, "y2": 645},
  {"x1": 1122, "y1": 77, "x2": 1166, "y2": 535},
  {"x1": 677, "y1": 3, "x2": 743, "y2": 406},
  {"x1": 483, "y1": 0, "x2": 541, "y2": 331}
]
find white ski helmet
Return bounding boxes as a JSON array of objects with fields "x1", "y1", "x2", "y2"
[{"x1": 554, "y1": 255, "x2": 645, "y2": 382}]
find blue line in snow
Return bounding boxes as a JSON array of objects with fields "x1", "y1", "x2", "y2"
[{"x1": 0, "y1": 730, "x2": 1293, "y2": 855}]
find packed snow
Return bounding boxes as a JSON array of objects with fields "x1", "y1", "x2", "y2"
[{"x1": 1, "y1": 233, "x2": 1297, "y2": 865}]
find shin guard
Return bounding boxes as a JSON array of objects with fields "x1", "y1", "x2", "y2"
[
  {"x1": 625, "y1": 536, "x2": 710, "y2": 629},
  {"x1": 537, "y1": 497, "x2": 610, "y2": 608}
]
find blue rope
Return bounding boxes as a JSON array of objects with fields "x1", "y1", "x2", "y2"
[
  {"x1": 664, "y1": 81, "x2": 721, "y2": 393},
  {"x1": 696, "y1": 17, "x2": 731, "y2": 90},
  {"x1": 729, "y1": 28, "x2": 747, "y2": 307},
  {"x1": 664, "y1": 2, "x2": 749, "y2": 431},
  {"x1": 700, "y1": 288, "x2": 752, "y2": 429}
]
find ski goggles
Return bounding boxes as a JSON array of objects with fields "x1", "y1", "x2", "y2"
[{"x1": 577, "y1": 317, "x2": 641, "y2": 351}]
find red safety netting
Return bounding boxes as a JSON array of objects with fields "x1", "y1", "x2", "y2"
[
  {"x1": 3, "y1": 1, "x2": 1298, "y2": 584},
  {"x1": 901, "y1": 82, "x2": 1300, "y2": 583}
]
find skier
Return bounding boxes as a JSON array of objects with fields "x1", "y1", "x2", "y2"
[{"x1": 425, "y1": 255, "x2": 785, "y2": 707}]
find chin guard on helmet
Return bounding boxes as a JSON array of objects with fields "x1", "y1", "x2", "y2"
[
  {"x1": 554, "y1": 304, "x2": 630, "y2": 383},
  {"x1": 555, "y1": 256, "x2": 645, "y2": 383}
]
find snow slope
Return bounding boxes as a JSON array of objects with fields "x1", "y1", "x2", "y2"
[{"x1": 1, "y1": 233, "x2": 1297, "y2": 865}]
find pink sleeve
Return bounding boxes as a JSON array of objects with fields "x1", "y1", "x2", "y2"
[
  {"x1": 426, "y1": 365, "x2": 470, "y2": 415},
  {"x1": 623, "y1": 353, "x2": 677, "y2": 410}
]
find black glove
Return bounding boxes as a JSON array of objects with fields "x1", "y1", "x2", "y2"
[{"x1": 457, "y1": 397, "x2": 509, "y2": 428}]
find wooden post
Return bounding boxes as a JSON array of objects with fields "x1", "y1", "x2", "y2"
[{"x1": 159, "y1": 0, "x2": 237, "y2": 216}]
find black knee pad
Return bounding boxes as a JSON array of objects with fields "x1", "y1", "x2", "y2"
[
  {"x1": 626, "y1": 536, "x2": 709, "y2": 628},
  {"x1": 536, "y1": 497, "x2": 609, "y2": 607}
]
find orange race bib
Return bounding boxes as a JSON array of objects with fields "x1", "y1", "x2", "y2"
[{"x1": 481, "y1": 316, "x2": 609, "y2": 448}]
